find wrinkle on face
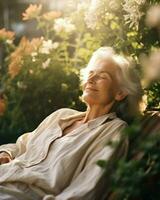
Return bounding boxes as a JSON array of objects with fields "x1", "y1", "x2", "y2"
[{"x1": 82, "y1": 59, "x2": 123, "y2": 106}]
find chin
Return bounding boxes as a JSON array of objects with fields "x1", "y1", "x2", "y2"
[{"x1": 81, "y1": 94, "x2": 98, "y2": 105}]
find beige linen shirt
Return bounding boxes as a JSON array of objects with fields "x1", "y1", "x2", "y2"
[{"x1": 0, "y1": 108, "x2": 127, "y2": 200}]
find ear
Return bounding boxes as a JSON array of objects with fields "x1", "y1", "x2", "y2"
[{"x1": 115, "y1": 90, "x2": 128, "y2": 101}]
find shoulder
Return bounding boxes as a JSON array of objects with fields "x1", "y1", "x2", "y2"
[
  {"x1": 50, "y1": 108, "x2": 80, "y2": 118},
  {"x1": 100, "y1": 116, "x2": 128, "y2": 141},
  {"x1": 35, "y1": 108, "x2": 80, "y2": 131},
  {"x1": 110, "y1": 117, "x2": 128, "y2": 136},
  {"x1": 112, "y1": 117, "x2": 128, "y2": 127},
  {"x1": 44, "y1": 108, "x2": 80, "y2": 123},
  {"x1": 103, "y1": 113, "x2": 128, "y2": 130}
]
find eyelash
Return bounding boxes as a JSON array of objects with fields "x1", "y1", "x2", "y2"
[
  {"x1": 87, "y1": 73, "x2": 108, "y2": 80},
  {"x1": 99, "y1": 75, "x2": 108, "y2": 79}
]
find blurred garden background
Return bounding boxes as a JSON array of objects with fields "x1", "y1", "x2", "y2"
[
  {"x1": 0, "y1": 0, "x2": 159, "y2": 144},
  {"x1": 0, "y1": 1, "x2": 160, "y2": 199}
]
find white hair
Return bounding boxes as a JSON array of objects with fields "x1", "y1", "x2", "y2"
[{"x1": 82, "y1": 47, "x2": 143, "y2": 122}]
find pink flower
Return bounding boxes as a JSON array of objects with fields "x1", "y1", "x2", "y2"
[
  {"x1": 22, "y1": 4, "x2": 42, "y2": 20},
  {"x1": 0, "y1": 28, "x2": 15, "y2": 41},
  {"x1": 42, "y1": 11, "x2": 61, "y2": 21}
]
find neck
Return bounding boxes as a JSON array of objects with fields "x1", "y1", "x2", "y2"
[{"x1": 82, "y1": 102, "x2": 114, "y2": 123}]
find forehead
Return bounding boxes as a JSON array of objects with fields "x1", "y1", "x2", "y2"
[{"x1": 87, "y1": 59, "x2": 120, "y2": 74}]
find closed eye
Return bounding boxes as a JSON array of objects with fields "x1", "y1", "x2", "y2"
[
  {"x1": 99, "y1": 73, "x2": 109, "y2": 79},
  {"x1": 86, "y1": 70, "x2": 112, "y2": 81},
  {"x1": 97, "y1": 72, "x2": 112, "y2": 81}
]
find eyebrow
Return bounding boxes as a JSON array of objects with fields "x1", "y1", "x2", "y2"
[{"x1": 89, "y1": 70, "x2": 113, "y2": 80}]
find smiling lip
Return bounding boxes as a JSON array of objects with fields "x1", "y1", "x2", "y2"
[{"x1": 85, "y1": 87, "x2": 98, "y2": 91}]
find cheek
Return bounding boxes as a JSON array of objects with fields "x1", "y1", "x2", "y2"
[
  {"x1": 98, "y1": 80, "x2": 111, "y2": 90},
  {"x1": 98, "y1": 81, "x2": 115, "y2": 97}
]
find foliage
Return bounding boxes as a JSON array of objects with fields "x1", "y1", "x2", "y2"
[
  {"x1": 0, "y1": 0, "x2": 159, "y2": 198},
  {"x1": 0, "y1": 4, "x2": 96, "y2": 143},
  {"x1": 0, "y1": 1, "x2": 159, "y2": 146},
  {"x1": 97, "y1": 114, "x2": 160, "y2": 200}
]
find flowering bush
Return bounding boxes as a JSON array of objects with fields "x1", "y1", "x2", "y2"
[
  {"x1": 0, "y1": 0, "x2": 159, "y2": 143},
  {"x1": 0, "y1": 1, "x2": 159, "y2": 198},
  {"x1": 22, "y1": 4, "x2": 42, "y2": 21},
  {"x1": 0, "y1": 2, "x2": 100, "y2": 143},
  {"x1": 0, "y1": 28, "x2": 15, "y2": 42}
]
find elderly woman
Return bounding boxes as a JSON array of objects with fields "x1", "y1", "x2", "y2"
[{"x1": 0, "y1": 47, "x2": 142, "y2": 200}]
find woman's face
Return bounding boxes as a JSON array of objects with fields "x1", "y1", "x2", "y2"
[{"x1": 82, "y1": 59, "x2": 124, "y2": 106}]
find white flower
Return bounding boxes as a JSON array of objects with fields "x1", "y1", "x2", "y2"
[
  {"x1": 139, "y1": 94, "x2": 148, "y2": 112},
  {"x1": 85, "y1": 0, "x2": 120, "y2": 29},
  {"x1": 89, "y1": 0, "x2": 100, "y2": 10},
  {"x1": 41, "y1": 40, "x2": 53, "y2": 54},
  {"x1": 77, "y1": 2, "x2": 88, "y2": 12},
  {"x1": 31, "y1": 52, "x2": 38, "y2": 62},
  {"x1": 141, "y1": 50, "x2": 160, "y2": 85},
  {"x1": 17, "y1": 81, "x2": 27, "y2": 89},
  {"x1": 42, "y1": 58, "x2": 51, "y2": 69},
  {"x1": 39, "y1": 40, "x2": 55, "y2": 54},
  {"x1": 52, "y1": 42, "x2": 59, "y2": 49},
  {"x1": 123, "y1": 0, "x2": 145, "y2": 29},
  {"x1": 32, "y1": 57, "x2": 36, "y2": 62},
  {"x1": 84, "y1": 0, "x2": 101, "y2": 29},
  {"x1": 6, "y1": 39, "x2": 13, "y2": 44},
  {"x1": 146, "y1": 5, "x2": 160, "y2": 28},
  {"x1": 85, "y1": 11, "x2": 98, "y2": 29},
  {"x1": 29, "y1": 69, "x2": 34, "y2": 74},
  {"x1": 109, "y1": 1, "x2": 120, "y2": 10},
  {"x1": 31, "y1": 52, "x2": 38, "y2": 57},
  {"x1": 146, "y1": 50, "x2": 160, "y2": 81},
  {"x1": 54, "y1": 18, "x2": 76, "y2": 34}
]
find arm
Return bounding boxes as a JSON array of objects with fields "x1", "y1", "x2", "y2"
[
  {"x1": 0, "y1": 109, "x2": 64, "y2": 160},
  {"x1": 0, "y1": 131, "x2": 33, "y2": 160},
  {"x1": 55, "y1": 123, "x2": 128, "y2": 200}
]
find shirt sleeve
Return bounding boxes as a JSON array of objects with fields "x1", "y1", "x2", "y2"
[
  {"x1": 0, "y1": 109, "x2": 64, "y2": 159},
  {"x1": 0, "y1": 131, "x2": 34, "y2": 159},
  {"x1": 55, "y1": 122, "x2": 128, "y2": 200}
]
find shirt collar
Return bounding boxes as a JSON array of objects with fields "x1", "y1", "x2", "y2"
[
  {"x1": 87, "y1": 112, "x2": 116, "y2": 129},
  {"x1": 59, "y1": 111, "x2": 117, "y2": 130}
]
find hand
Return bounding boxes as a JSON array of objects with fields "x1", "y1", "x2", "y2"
[{"x1": 0, "y1": 152, "x2": 12, "y2": 165}]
